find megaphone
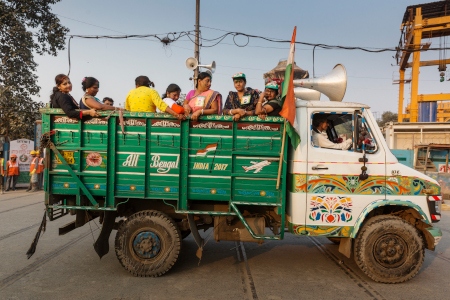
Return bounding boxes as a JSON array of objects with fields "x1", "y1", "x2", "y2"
[
  {"x1": 294, "y1": 87, "x2": 321, "y2": 100},
  {"x1": 185, "y1": 57, "x2": 216, "y2": 74},
  {"x1": 293, "y1": 64, "x2": 347, "y2": 102}
]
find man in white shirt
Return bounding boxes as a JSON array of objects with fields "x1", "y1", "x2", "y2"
[{"x1": 312, "y1": 116, "x2": 352, "y2": 150}]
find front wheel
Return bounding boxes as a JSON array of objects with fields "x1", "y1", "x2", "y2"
[
  {"x1": 115, "y1": 210, "x2": 181, "y2": 277},
  {"x1": 354, "y1": 215, "x2": 424, "y2": 283}
]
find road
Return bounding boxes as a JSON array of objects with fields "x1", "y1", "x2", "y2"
[{"x1": 1, "y1": 190, "x2": 449, "y2": 300}]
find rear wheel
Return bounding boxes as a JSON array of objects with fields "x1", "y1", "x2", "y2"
[
  {"x1": 115, "y1": 210, "x2": 181, "y2": 277},
  {"x1": 354, "y1": 215, "x2": 424, "y2": 283}
]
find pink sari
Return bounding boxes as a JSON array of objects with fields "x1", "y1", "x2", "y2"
[{"x1": 187, "y1": 89, "x2": 222, "y2": 115}]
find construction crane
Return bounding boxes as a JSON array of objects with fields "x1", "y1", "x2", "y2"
[{"x1": 396, "y1": 0, "x2": 450, "y2": 122}]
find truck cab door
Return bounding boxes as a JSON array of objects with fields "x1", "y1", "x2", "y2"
[{"x1": 305, "y1": 108, "x2": 386, "y2": 237}]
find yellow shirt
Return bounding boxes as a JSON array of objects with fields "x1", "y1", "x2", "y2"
[{"x1": 125, "y1": 86, "x2": 168, "y2": 112}]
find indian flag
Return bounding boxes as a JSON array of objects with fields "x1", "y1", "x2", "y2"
[
  {"x1": 196, "y1": 143, "x2": 217, "y2": 156},
  {"x1": 280, "y1": 27, "x2": 300, "y2": 149}
]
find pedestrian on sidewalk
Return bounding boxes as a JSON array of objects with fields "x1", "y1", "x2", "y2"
[
  {"x1": 36, "y1": 150, "x2": 44, "y2": 190},
  {"x1": 0, "y1": 151, "x2": 4, "y2": 194},
  {"x1": 5, "y1": 154, "x2": 20, "y2": 191},
  {"x1": 27, "y1": 150, "x2": 38, "y2": 192}
]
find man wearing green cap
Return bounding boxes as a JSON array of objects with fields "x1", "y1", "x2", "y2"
[
  {"x1": 223, "y1": 72, "x2": 260, "y2": 121},
  {"x1": 255, "y1": 82, "x2": 282, "y2": 119}
]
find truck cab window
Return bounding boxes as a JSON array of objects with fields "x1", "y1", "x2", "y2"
[
  {"x1": 355, "y1": 113, "x2": 377, "y2": 153},
  {"x1": 311, "y1": 113, "x2": 353, "y2": 150}
]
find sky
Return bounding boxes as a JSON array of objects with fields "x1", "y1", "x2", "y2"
[{"x1": 32, "y1": 0, "x2": 450, "y2": 119}]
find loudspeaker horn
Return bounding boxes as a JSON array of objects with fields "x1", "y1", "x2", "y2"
[
  {"x1": 294, "y1": 87, "x2": 321, "y2": 100},
  {"x1": 185, "y1": 57, "x2": 216, "y2": 74},
  {"x1": 293, "y1": 64, "x2": 347, "y2": 102},
  {"x1": 186, "y1": 57, "x2": 198, "y2": 70}
]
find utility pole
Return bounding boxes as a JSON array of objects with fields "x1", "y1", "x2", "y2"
[{"x1": 194, "y1": 0, "x2": 200, "y2": 87}]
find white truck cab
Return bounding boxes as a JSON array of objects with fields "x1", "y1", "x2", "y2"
[{"x1": 286, "y1": 99, "x2": 442, "y2": 283}]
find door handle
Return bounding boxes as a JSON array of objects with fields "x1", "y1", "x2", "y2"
[{"x1": 312, "y1": 165, "x2": 328, "y2": 170}]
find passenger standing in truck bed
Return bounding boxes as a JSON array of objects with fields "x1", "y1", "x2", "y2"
[
  {"x1": 156, "y1": 83, "x2": 184, "y2": 114},
  {"x1": 183, "y1": 72, "x2": 222, "y2": 120},
  {"x1": 50, "y1": 74, "x2": 99, "y2": 119},
  {"x1": 255, "y1": 82, "x2": 282, "y2": 119},
  {"x1": 125, "y1": 76, "x2": 185, "y2": 120},
  {"x1": 79, "y1": 77, "x2": 119, "y2": 111},
  {"x1": 223, "y1": 72, "x2": 260, "y2": 121}
]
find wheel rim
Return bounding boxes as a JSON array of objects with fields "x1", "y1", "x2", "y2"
[
  {"x1": 132, "y1": 231, "x2": 161, "y2": 259},
  {"x1": 373, "y1": 234, "x2": 407, "y2": 268}
]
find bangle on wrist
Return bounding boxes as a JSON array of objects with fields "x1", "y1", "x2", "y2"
[
  {"x1": 201, "y1": 109, "x2": 204, "y2": 115},
  {"x1": 229, "y1": 109, "x2": 233, "y2": 115},
  {"x1": 80, "y1": 111, "x2": 83, "y2": 119}
]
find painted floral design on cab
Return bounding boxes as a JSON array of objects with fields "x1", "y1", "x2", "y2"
[
  {"x1": 292, "y1": 174, "x2": 440, "y2": 195},
  {"x1": 309, "y1": 195, "x2": 353, "y2": 223}
]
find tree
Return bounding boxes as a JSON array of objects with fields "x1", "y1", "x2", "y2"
[
  {"x1": 377, "y1": 111, "x2": 398, "y2": 127},
  {"x1": 0, "y1": 0, "x2": 68, "y2": 140}
]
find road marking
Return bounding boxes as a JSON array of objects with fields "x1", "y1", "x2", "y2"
[
  {"x1": 309, "y1": 237, "x2": 385, "y2": 300},
  {"x1": 235, "y1": 241, "x2": 258, "y2": 300}
]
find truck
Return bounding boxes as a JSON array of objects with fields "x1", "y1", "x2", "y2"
[{"x1": 37, "y1": 82, "x2": 442, "y2": 284}]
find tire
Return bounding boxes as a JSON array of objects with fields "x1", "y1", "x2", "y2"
[
  {"x1": 115, "y1": 210, "x2": 181, "y2": 277},
  {"x1": 327, "y1": 237, "x2": 341, "y2": 245},
  {"x1": 354, "y1": 215, "x2": 424, "y2": 283}
]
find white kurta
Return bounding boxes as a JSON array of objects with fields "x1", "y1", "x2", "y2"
[{"x1": 312, "y1": 130, "x2": 352, "y2": 150}]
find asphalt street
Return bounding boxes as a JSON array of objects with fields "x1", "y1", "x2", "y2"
[{"x1": 1, "y1": 189, "x2": 449, "y2": 300}]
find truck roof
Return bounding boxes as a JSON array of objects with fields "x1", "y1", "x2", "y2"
[{"x1": 296, "y1": 99, "x2": 370, "y2": 109}]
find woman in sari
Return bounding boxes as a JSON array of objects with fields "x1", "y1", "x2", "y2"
[
  {"x1": 183, "y1": 72, "x2": 222, "y2": 121},
  {"x1": 79, "y1": 77, "x2": 119, "y2": 111}
]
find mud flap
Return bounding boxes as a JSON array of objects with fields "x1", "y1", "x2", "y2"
[
  {"x1": 187, "y1": 214, "x2": 204, "y2": 260},
  {"x1": 93, "y1": 211, "x2": 117, "y2": 259},
  {"x1": 339, "y1": 237, "x2": 352, "y2": 258}
]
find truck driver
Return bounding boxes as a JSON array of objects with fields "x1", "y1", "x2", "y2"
[{"x1": 312, "y1": 115, "x2": 352, "y2": 150}]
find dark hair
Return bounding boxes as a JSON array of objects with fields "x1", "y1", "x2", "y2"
[
  {"x1": 135, "y1": 76, "x2": 155, "y2": 88},
  {"x1": 313, "y1": 115, "x2": 328, "y2": 128},
  {"x1": 162, "y1": 83, "x2": 181, "y2": 98},
  {"x1": 195, "y1": 72, "x2": 212, "y2": 88},
  {"x1": 103, "y1": 97, "x2": 114, "y2": 104},
  {"x1": 81, "y1": 77, "x2": 99, "y2": 91},
  {"x1": 50, "y1": 74, "x2": 70, "y2": 102}
]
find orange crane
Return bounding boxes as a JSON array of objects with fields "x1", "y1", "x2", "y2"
[{"x1": 396, "y1": 0, "x2": 450, "y2": 122}]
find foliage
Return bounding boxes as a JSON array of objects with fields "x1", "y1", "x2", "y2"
[
  {"x1": 377, "y1": 111, "x2": 398, "y2": 127},
  {"x1": 0, "y1": 0, "x2": 68, "y2": 140}
]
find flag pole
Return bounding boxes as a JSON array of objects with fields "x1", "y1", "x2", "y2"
[{"x1": 276, "y1": 120, "x2": 287, "y2": 189}]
